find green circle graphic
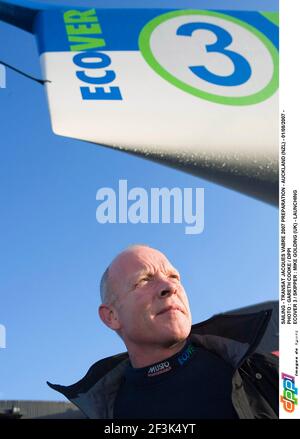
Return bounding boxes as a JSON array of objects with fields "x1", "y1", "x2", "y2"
[{"x1": 138, "y1": 10, "x2": 279, "y2": 106}]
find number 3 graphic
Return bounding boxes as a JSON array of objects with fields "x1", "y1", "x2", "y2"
[{"x1": 176, "y1": 22, "x2": 252, "y2": 86}]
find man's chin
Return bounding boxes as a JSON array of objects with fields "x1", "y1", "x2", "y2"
[{"x1": 157, "y1": 325, "x2": 191, "y2": 348}]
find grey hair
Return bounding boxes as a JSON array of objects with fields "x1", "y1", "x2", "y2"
[
  {"x1": 99, "y1": 243, "x2": 152, "y2": 305},
  {"x1": 100, "y1": 266, "x2": 113, "y2": 305}
]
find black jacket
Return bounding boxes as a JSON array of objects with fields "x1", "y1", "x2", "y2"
[{"x1": 48, "y1": 310, "x2": 279, "y2": 419}]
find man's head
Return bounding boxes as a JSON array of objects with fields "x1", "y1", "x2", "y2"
[{"x1": 99, "y1": 245, "x2": 192, "y2": 352}]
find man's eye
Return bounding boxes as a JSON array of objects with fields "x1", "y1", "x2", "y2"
[
  {"x1": 170, "y1": 274, "x2": 180, "y2": 280},
  {"x1": 135, "y1": 277, "x2": 151, "y2": 287}
]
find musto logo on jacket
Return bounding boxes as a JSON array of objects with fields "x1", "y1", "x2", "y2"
[
  {"x1": 148, "y1": 361, "x2": 171, "y2": 377},
  {"x1": 147, "y1": 344, "x2": 196, "y2": 377}
]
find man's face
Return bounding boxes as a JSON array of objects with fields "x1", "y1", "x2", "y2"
[{"x1": 108, "y1": 246, "x2": 192, "y2": 348}]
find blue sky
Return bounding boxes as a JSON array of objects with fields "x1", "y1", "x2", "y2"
[{"x1": 0, "y1": 0, "x2": 278, "y2": 401}]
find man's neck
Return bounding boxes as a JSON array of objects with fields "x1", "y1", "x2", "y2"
[{"x1": 127, "y1": 339, "x2": 187, "y2": 368}]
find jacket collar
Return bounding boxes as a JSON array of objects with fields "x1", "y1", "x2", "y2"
[{"x1": 47, "y1": 309, "x2": 272, "y2": 418}]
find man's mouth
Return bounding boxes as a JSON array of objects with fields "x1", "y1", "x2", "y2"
[{"x1": 157, "y1": 305, "x2": 185, "y2": 316}]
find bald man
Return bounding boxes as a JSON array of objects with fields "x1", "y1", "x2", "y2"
[{"x1": 48, "y1": 245, "x2": 279, "y2": 419}]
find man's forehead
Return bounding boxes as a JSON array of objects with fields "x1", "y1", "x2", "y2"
[{"x1": 110, "y1": 247, "x2": 174, "y2": 278}]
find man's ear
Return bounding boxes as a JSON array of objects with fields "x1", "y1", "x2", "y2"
[{"x1": 98, "y1": 304, "x2": 121, "y2": 331}]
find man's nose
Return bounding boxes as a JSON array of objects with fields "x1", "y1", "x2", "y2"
[{"x1": 158, "y1": 278, "x2": 177, "y2": 298}]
